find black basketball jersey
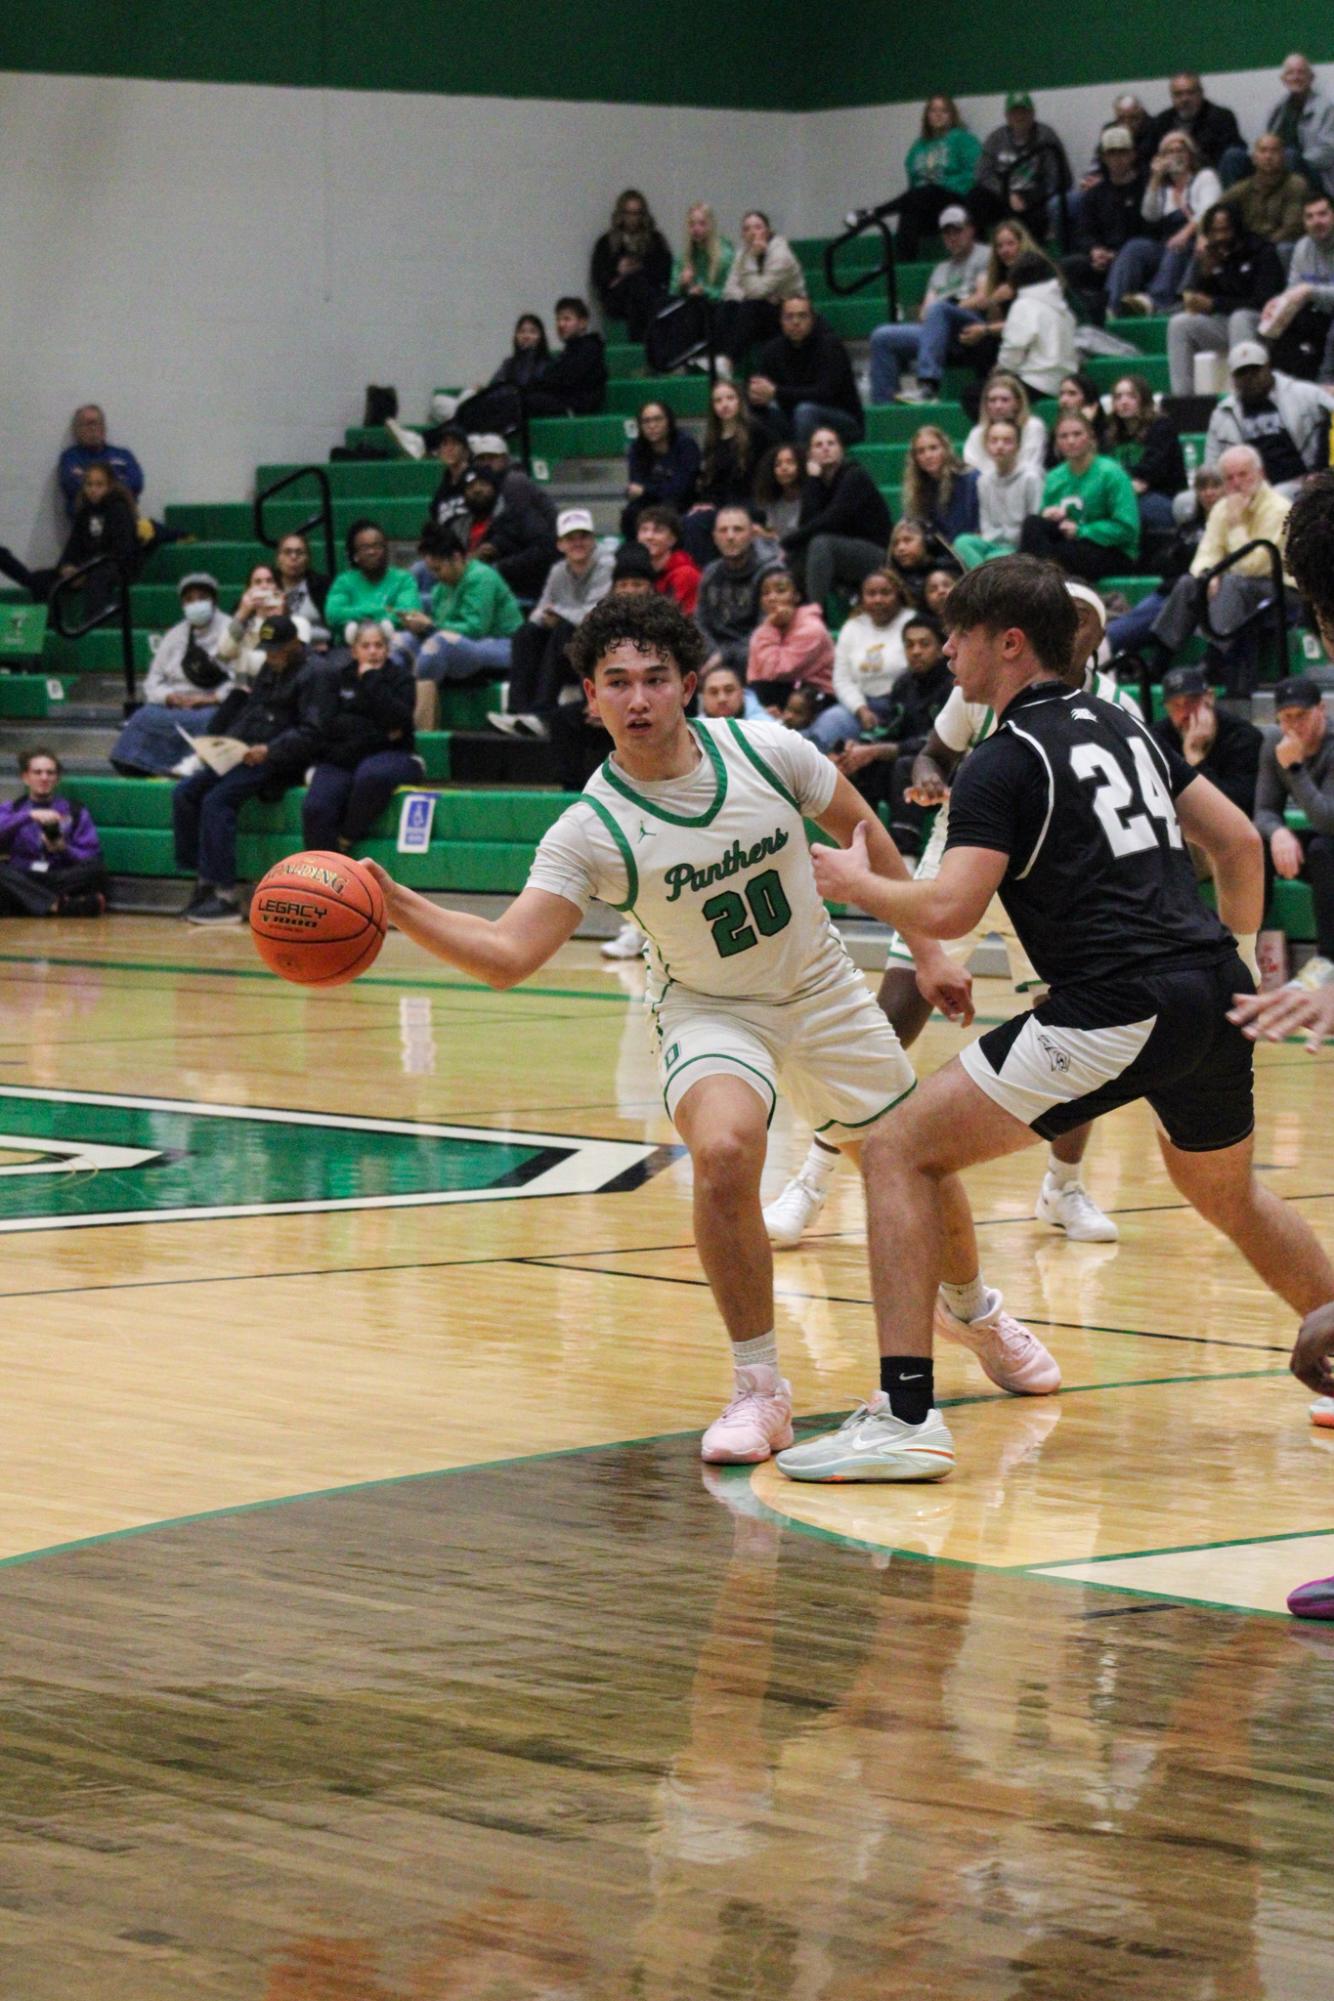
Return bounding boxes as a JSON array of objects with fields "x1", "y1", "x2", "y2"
[{"x1": 944, "y1": 680, "x2": 1231, "y2": 990}]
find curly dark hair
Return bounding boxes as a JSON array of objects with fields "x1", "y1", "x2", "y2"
[
  {"x1": 1284, "y1": 472, "x2": 1334, "y2": 641},
  {"x1": 567, "y1": 591, "x2": 709, "y2": 681}
]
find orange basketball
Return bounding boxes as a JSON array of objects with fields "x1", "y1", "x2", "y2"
[{"x1": 250, "y1": 851, "x2": 387, "y2": 987}]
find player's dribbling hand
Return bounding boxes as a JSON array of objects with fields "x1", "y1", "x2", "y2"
[
  {"x1": 1291, "y1": 1300, "x2": 1334, "y2": 1393},
  {"x1": 357, "y1": 857, "x2": 397, "y2": 903},
  {"x1": 810, "y1": 821, "x2": 871, "y2": 905}
]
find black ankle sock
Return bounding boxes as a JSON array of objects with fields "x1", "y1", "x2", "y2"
[{"x1": 879, "y1": 1355, "x2": 934, "y2": 1426}]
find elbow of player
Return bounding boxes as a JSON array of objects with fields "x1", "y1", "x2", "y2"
[{"x1": 484, "y1": 955, "x2": 524, "y2": 992}]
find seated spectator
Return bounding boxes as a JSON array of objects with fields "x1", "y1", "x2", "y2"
[
  {"x1": 1220, "y1": 134, "x2": 1310, "y2": 246},
  {"x1": 57, "y1": 404, "x2": 143, "y2": 522},
  {"x1": 1147, "y1": 445, "x2": 1292, "y2": 693},
  {"x1": 1254, "y1": 676, "x2": 1334, "y2": 961},
  {"x1": 1076, "y1": 94, "x2": 1153, "y2": 182},
  {"x1": 887, "y1": 517, "x2": 952, "y2": 602},
  {"x1": 1204, "y1": 342, "x2": 1334, "y2": 494},
  {"x1": 459, "y1": 461, "x2": 559, "y2": 600},
  {"x1": 747, "y1": 294, "x2": 864, "y2": 446},
  {"x1": 0, "y1": 461, "x2": 140, "y2": 619},
  {"x1": 1103, "y1": 373, "x2": 1187, "y2": 535},
  {"x1": 869, "y1": 208, "x2": 990, "y2": 403},
  {"x1": 424, "y1": 426, "x2": 474, "y2": 537},
  {"x1": 1167, "y1": 205, "x2": 1285, "y2": 394},
  {"x1": 670, "y1": 202, "x2": 734, "y2": 300},
  {"x1": 902, "y1": 218, "x2": 1036, "y2": 401},
  {"x1": 746, "y1": 570, "x2": 834, "y2": 708},
  {"x1": 879, "y1": 95, "x2": 983, "y2": 260},
  {"x1": 1253, "y1": 54, "x2": 1334, "y2": 200},
  {"x1": 111, "y1": 572, "x2": 233, "y2": 776},
  {"x1": 697, "y1": 658, "x2": 765, "y2": 721},
  {"x1": 809, "y1": 568, "x2": 914, "y2": 748},
  {"x1": 0, "y1": 746, "x2": 107, "y2": 918},
  {"x1": 172, "y1": 616, "x2": 325, "y2": 925},
  {"x1": 217, "y1": 562, "x2": 286, "y2": 684},
  {"x1": 456, "y1": 298, "x2": 607, "y2": 433},
  {"x1": 682, "y1": 378, "x2": 762, "y2": 562},
  {"x1": 1144, "y1": 73, "x2": 1243, "y2": 173},
  {"x1": 415, "y1": 325, "x2": 553, "y2": 450},
  {"x1": 954, "y1": 416, "x2": 1046, "y2": 566},
  {"x1": 716, "y1": 211, "x2": 807, "y2": 361},
  {"x1": 1062, "y1": 125, "x2": 1149, "y2": 324},
  {"x1": 1105, "y1": 463, "x2": 1227, "y2": 657},
  {"x1": 1115, "y1": 132, "x2": 1222, "y2": 318},
  {"x1": 301, "y1": 620, "x2": 420, "y2": 854},
  {"x1": 1045, "y1": 371, "x2": 1109, "y2": 465},
  {"x1": 621, "y1": 399, "x2": 701, "y2": 539},
  {"x1": 1019, "y1": 410, "x2": 1140, "y2": 578},
  {"x1": 694, "y1": 506, "x2": 783, "y2": 672},
  {"x1": 830, "y1": 613, "x2": 953, "y2": 847},
  {"x1": 474, "y1": 313, "x2": 550, "y2": 400},
  {"x1": 1263, "y1": 191, "x2": 1334, "y2": 381},
  {"x1": 994, "y1": 254, "x2": 1078, "y2": 402},
  {"x1": 1153, "y1": 663, "x2": 1263, "y2": 818},
  {"x1": 636, "y1": 505, "x2": 700, "y2": 613},
  {"x1": 324, "y1": 520, "x2": 420, "y2": 639},
  {"x1": 469, "y1": 433, "x2": 558, "y2": 538},
  {"x1": 551, "y1": 548, "x2": 653, "y2": 799},
  {"x1": 396, "y1": 525, "x2": 522, "y2": 682},
  {"x1": 590, "y1": 189, "x2": 672, "y2": 340},
  {"x1": 922, "y1": 565, "x2": 957, "y2": 619},
  {"x1": 962, "y1": 370, "x2": 1047, "y2": 471},
  {"x1": 752, "y1": 441, "x2": 804, "y2": 538},
  {"x1": 489, "y1": 509, "x2": 614, "y2": 739},
  {"x1": 275, "y1": 532, "x2": 330, "y2": 647},
  {"x1": 782, "y1": 424, "x2": 892, "y2": 607},
  {"x1": 901, "y1": 424, "x2": 980, "y2": 539},
  {"x1": 972, "y1": 92, "x2": 1071, "y2": 237}
]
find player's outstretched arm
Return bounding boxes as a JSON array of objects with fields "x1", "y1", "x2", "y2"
[
  {"x1": 360, "y1": 862, "x2": 582, "y2": 988},
  {"x1": 1174, "y1": 775, "x2": 1264, "y2": 956},
  {"x1": 811, "y1": 822, "x2": 1004, "y2": 942}
]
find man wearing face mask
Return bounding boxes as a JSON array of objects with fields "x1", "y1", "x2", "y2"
[{"x1": 110, "y1": 573, "x2": 236, "y2": 777}]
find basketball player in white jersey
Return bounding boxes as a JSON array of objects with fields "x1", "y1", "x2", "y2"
[
  {"x1": 765, "y1": 580, "x2": 1137, "y2": 1250},
  {"x1": 361, "y1": 594, "x2": 1057, "y2": 1474}
]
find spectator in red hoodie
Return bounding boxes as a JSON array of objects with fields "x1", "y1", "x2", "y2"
[{"x1": 635, "y1": 506, "x2": 701, "y2": 614}]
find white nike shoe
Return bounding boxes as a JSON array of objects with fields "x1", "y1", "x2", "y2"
[
  {"x1": 776, "y1": 1394, "x2": 955, "y2": 1482},
  {"x1": 1035, "y1": 1172, "x2": 1118, "y2": 1242},
  {"x1": 600, "y1": 922, "x2": 646, "y2": 960},
  {"x1": 933, "y1": 1288, "x2": 1061, "y2": 1395},
  {"x1": 762, "y1": 1170, "x2": 829, "y2": 1248},
  {"x1": 1311, "y1": 1395, "x2": 1334, "y2": 1430}
]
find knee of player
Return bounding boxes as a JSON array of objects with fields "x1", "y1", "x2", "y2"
[{"x1": 691, "y1": 1127, "x2": 764, "y2": 1197}]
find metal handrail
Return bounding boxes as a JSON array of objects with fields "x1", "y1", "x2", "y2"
[
  {"x1": 1198, "y1": 538, "x2": 1289, "y2": 680},
  {"x1": 823, "y1": 213, "x2": 899, "y2": 327},
  {"x1": 48, "y1": 556, "x2": 137, "y2": 714},
  {"x1": 253, "y1": 464, "x2": 337, "y2": 580}
]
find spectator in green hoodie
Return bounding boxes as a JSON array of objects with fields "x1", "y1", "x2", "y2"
[
  {"x1": 1018, "y1": 410, "x2": 1141, "y2": 579},
  {"x1": 323, "y1": 519, "x2": 421, "y2": 643},
  {"x1": 395, "y1": 525, "x2": 523, "y2": 683}
]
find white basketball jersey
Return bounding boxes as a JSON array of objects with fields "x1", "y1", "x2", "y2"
[{"x1": 546, "y1": 719, "x2": 850, "y2": 1005}]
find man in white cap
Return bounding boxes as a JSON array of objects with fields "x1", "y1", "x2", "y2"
[
  {"x1": 1060, "y1": 125, "x2": 1149, "y2": 325},
  {"x1": 867, "y1": 208, "x2": 989, "y2": 402},
  {"x1": 488, "y1": 508, "x2": 613, "y2": 739},
  {"x1": 1204, "y1": 342, "x2": 1334, "y2": 497}
]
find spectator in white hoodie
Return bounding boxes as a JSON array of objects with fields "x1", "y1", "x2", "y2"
[
  {"x1": 953, "y1": 418, "x2": 1047, "y2": 567},
  {"x1": 995, "y1": 254, "x2": 1078, "y2": 402},
  {"x1": 808, "y1": 568, "x2": 914, "y2": 749}
]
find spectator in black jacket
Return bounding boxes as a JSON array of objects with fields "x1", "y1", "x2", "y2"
[
  {"x1": 1167, "y1": 205, "x2": 1285, "y2": 393},
  {"x1": 173, "y1": 616, "x2": 327, "y2": 926},
  {"x1": 0, "y1": 461, "x2": 139, "y2": 619},
  {"x1": 469, "y1": 435, "x2": 559, "y2": 537},
  {"x1": 748, "y1": 297, "x2": 865, "y2": 445},
  {"x1": 424, "y1": 426, "x2": 473, "y2": 536},
  {"x1": 831, "y1": 612, "x2": 953, "y2": 851},
  {"x1": 1153, "y1": 664, "x2": 1263, "y2": 821},
  {"x1": 621, "y1": 399, "x2": 701, "y2": 538},
  {"x1": 783, "y1": 425, "x2": 892, "y2": 607},
  {"x1": 1144, "y1": 73, "x2": 1244, "y2": 173},
  {"x1": 461, "y1": 465, "x2": 559, "y2": 600},
  {"x1": 1103, "y1": 373, "x2": 1187, "y2": 536},
  {"x1": 590, "y1": 190, "x2": 673, "y2": 340},
  {"x1": 302, "y1": 621, "x2": 421, "y2": 853},
  {"x1": 972, "y1": 93, "x2": 1071, "y2": 236},
  {"x1": 1061, "y1": 127, "x2": 1149, "y2": 324},
  {"x1": 454, "y1": 300, "x2": 607, "y2": 435}
]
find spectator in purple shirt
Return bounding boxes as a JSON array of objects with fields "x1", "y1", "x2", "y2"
[
  {"x1": 56, "y1": 405, "x2": 144, "y2": 522},
  {"x1": 0, "y1": 746, "x2": 108, "y2": 917}
]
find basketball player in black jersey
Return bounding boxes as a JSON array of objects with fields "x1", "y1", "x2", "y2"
[{"x1": 777, "y1": 554, "x2": 1334, "y2": 1483}]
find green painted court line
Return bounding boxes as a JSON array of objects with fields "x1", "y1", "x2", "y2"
[
  {"x1": 0, "y1": 951, "x2": 633, "y2": 1004},
  {"x1": 1033, "y1": 1522, "x2": 1334, "y2": 1570}
]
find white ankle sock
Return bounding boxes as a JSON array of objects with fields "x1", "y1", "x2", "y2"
[
  {"x1": 732, "y1": 1330, "x2": 778, "y2": 1378},
  {"x1": 803, "y1": 1140, "x2": 839, "y2": 1184},
  {"x1": 1046, "y1": 1150, "x2": 1080, "y2": 1189},
  {"x1": 940, "y1": 1276, "x2": 988, "y2": 1323}
]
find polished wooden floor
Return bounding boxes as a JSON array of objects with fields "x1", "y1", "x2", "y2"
[{"x1": 2, "y1": 916, "x2": 1333, "y2": 1998}]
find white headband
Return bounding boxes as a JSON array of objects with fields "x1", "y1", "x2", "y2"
[{"x1": 1065, "y1": 580, "x2": 1108, "y2": 631}]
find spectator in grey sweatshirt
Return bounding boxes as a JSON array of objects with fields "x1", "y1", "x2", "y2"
[
  {"x1": 953, "y1": 418, "x2": 1047, "y2": 567},
  {"x1": 694, "y1": 507, "x2": 784, "y2": 673},
  {"x1": 488, "y1": 508, "x2": 613, "y2": 739}
]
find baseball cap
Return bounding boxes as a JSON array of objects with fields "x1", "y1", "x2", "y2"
[
  {"x1": 256, "y1": 614, "x2": 300, "y2": 650},
  {"x1": 1228, "y1": 340, "x2": 1269, "y2": 371},
  {"x1": 938, "y1": 204, "x2": 970, "y2": 228},
  {"x1": 1161, "y1": 664, "x2": 1209, "y2": 700},
  {"x1": 1100, "y1": 124, "x2": 1135, "y2": 151},
  {"x1": 1064, "y1": 580, "x2": 1107, "y2": 630},
  {"x1": 178, "y1": 571, "x2": 219, "y2": 597},
  {"x1": 467, "y1": 433, "x2": 509, "y2": 457},
  {"x1": 612, "y1": 543, "x2": 655, "y2": 582},
  {"x1": 557, "y1": 507, "x2": 595, "y2": 537},
  {"x1": 1005, "y1": 91, "x2": 1034, "y2": 112},
  {"x1": 1273, "y1": 676, "x2": 1323, "y2": 711}
]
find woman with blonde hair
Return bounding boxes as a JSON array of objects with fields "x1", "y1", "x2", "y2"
[
  {"x1": 961, "y1": 370, "x2": 1047, "y2": 472},
  {"x1": 901, "y1": 425, "x2": 979, "y2": 540},
  {"x1": 671, "y1": 202, "x2": 733, "y2": 300}
]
